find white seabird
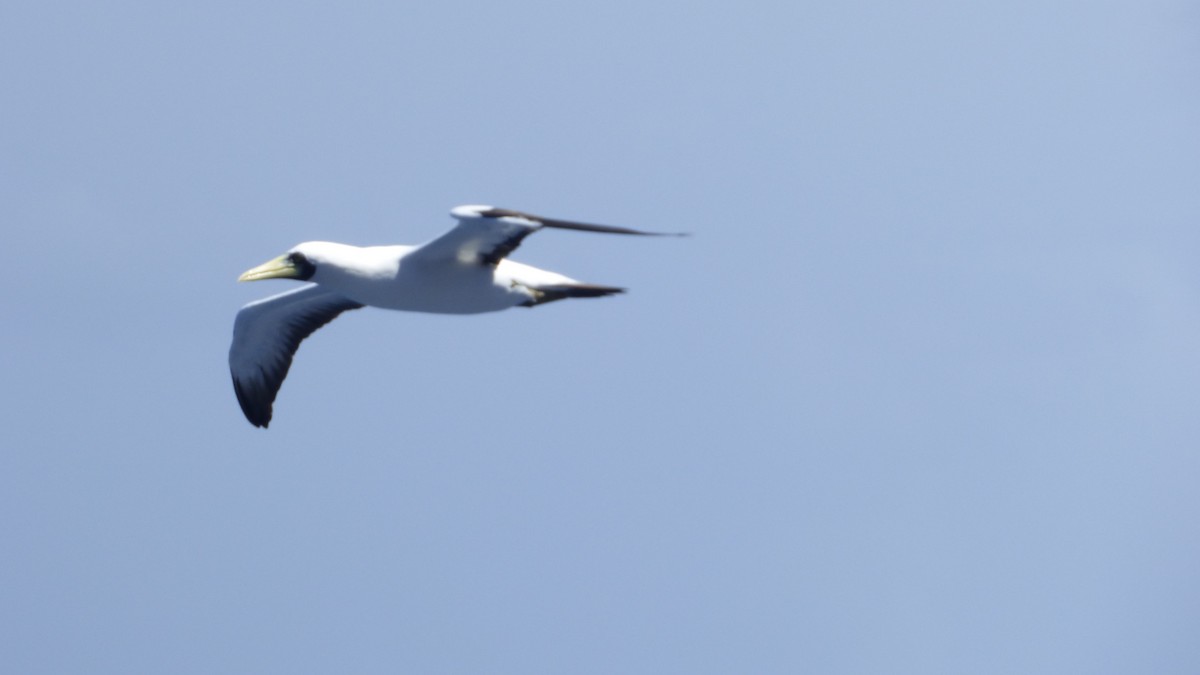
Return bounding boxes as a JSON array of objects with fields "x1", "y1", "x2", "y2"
[{"x1": 229, "y1": 205, "x2": 683, "y2": 427}]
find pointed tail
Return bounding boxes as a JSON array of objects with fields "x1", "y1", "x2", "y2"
[{"x1": 520, "y1": 283, "x2": 626, "y2": 307}]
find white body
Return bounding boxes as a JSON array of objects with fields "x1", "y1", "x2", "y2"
[
  {"x1": 229, "y1": 204, "x2": 680, "y2": 427},
  {"x1": 299, "y1": 242, "x2": 578, "y2": 314}
]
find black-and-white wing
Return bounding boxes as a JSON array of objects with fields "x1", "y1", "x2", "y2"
[
  {"x1": 229, "y1": 285, "x2": 364, "y2": 428},
  {"x1": 408, "y1": 205, "x2": 684, "y2": 267}
]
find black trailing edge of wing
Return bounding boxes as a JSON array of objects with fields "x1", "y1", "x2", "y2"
[{"x1": 233, "y1": 299, "x2": 364, "y2": 428}]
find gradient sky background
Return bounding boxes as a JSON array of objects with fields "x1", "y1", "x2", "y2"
[{"x1": 3, "y1": 2, "x2": 1199, "y2": 673}]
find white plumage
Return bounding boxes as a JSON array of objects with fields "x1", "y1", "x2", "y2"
[{"x1": 229, "y1": 205, "x2": 683, "y2": 427}]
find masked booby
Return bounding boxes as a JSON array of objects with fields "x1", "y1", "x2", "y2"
[{"x1": 229, "y1": 205, "x2": 683, "y2": 427}]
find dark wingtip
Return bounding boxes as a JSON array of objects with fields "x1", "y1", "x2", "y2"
[
  {"x1": 232, "y1": 375, "x2": 273, "y2": 429},
  {"x1": 478, "y1": 207, "x2": 686, "y2": 237},
  {"x1": 478, "y1": 207, "x2": 527, "y2": 219}
]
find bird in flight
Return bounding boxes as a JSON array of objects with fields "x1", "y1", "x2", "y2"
[{"x1": 229, "y1": 205, "x2": 684, "y2": 428}]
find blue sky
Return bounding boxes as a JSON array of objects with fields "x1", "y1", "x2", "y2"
[{"x1": 2, "y1": 1, "x2": 1198, "y2": 673}]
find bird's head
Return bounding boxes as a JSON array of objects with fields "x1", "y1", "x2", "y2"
[{"x1": 237, "y1": 243, "x2": 334, "y2": 282}]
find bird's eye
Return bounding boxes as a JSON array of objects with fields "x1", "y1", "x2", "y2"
[{"x1": 287, "y1": 252, "x2": 316, "y2": 280}]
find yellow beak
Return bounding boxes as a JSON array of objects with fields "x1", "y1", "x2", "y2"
[{"x1": 238, "y1": 255, "x2": 302, "y2": 282}]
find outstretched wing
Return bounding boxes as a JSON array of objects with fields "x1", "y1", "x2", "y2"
[
  {"x1": 408, "y1": 205, "x2": 685, "y2": 267},
  {"x1": 229, "y1": 285, "x2": 364, "y2": 428}
]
